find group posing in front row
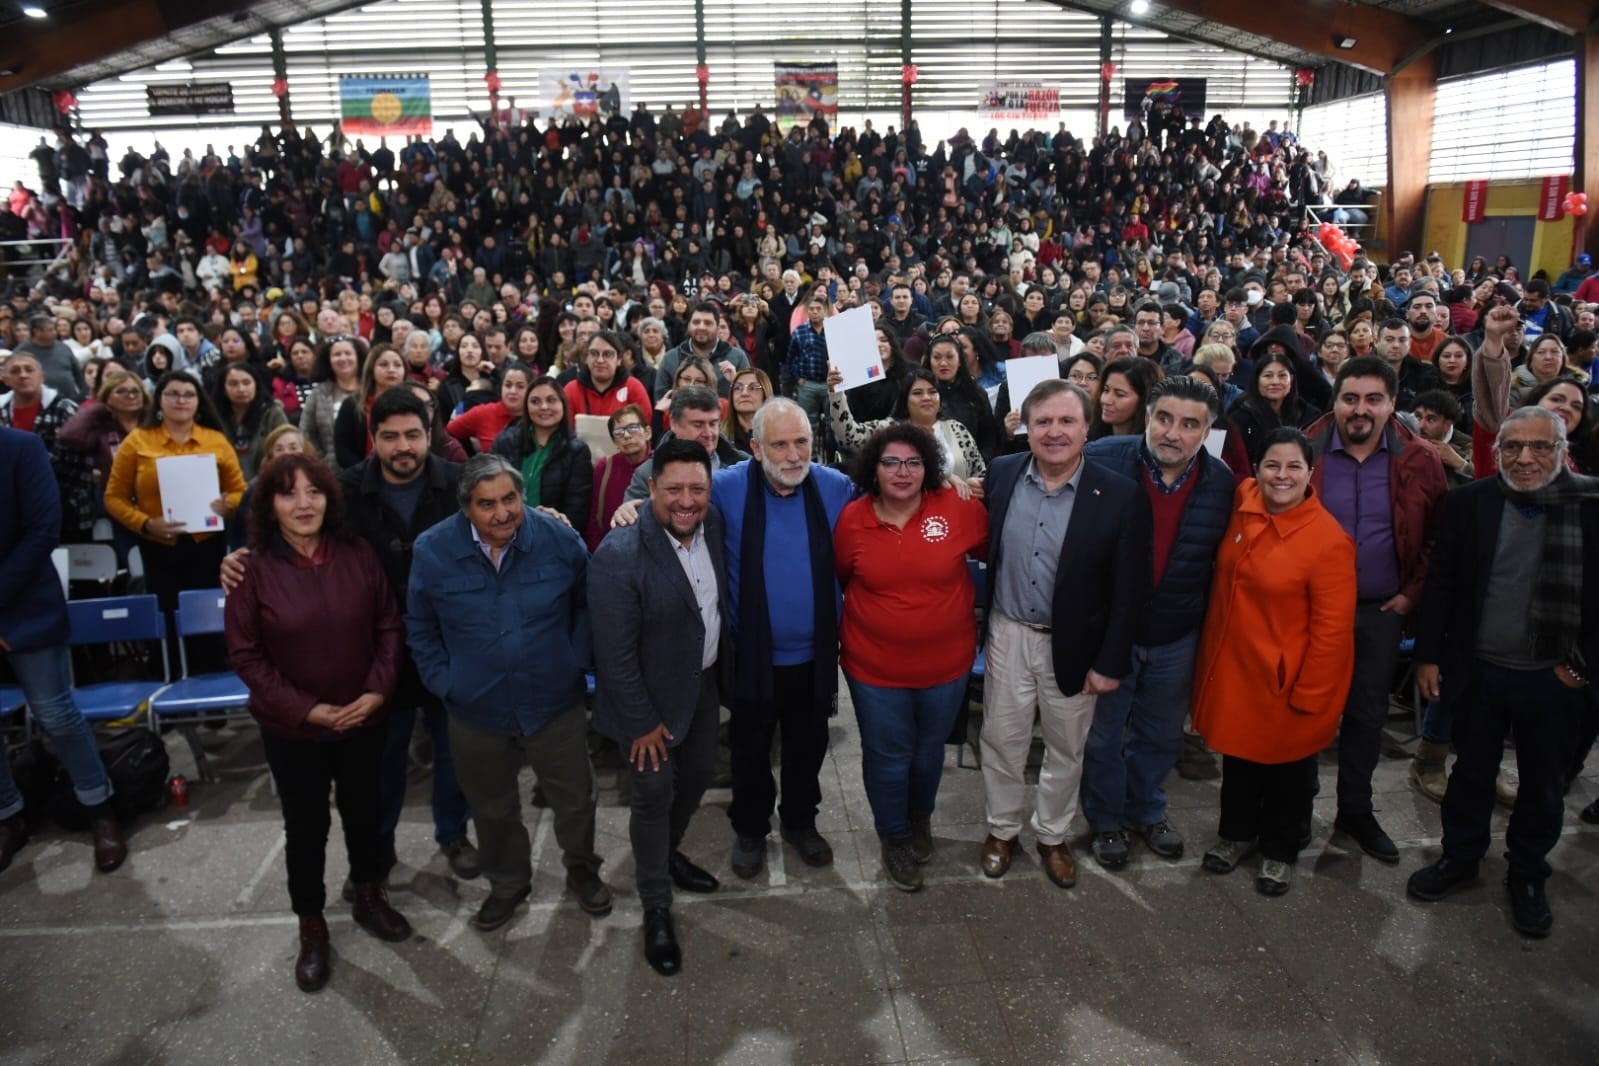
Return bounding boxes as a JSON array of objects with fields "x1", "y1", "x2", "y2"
[{"x1": 1, "y1": 350, "x2": 1594, "y2": 989}]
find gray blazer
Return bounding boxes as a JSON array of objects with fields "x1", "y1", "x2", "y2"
[{"x1": 588, "y1": 505, "x2": 735, "y2": 746}]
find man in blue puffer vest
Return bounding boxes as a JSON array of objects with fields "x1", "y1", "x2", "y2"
[{"x1": 1080, "y1": 375, "x2": 1236, "y2": 870}]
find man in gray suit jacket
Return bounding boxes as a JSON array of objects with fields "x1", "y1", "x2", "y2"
[{"x1": 589, "y1": 438, "x2": 734, "y2": 977}]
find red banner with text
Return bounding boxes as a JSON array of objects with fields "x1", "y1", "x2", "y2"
[
  {"x1": 1462, "y1": 180, "x2": 1488, "y2": 223},
  {"x1": 1538, "y1": 175, "x2": 1570, "y2": 221}
]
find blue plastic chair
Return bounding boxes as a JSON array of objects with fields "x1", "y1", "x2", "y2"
[
  {"x1": 149, "y1": 589, "x2": 251, "y2": 781},
  {"x1": 0, "y1": 686, "x2": 22, "y2": 716},
  {"x1": 65, "y1": 595, "x2": 168, "y2": 722}
]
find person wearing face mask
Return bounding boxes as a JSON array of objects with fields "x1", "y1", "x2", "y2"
[
  {"x1": 1410, "y1": 406, "x2": 1599, "y2": 938},
  {"x1": 1193, "y1": 426, "x2": 1357, "y2": 897}
]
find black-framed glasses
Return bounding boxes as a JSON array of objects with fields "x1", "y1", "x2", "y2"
[
  {"x1": 878, "y1": 457, "x2": 925, "y2": 472},
  {"x1": 611, "y1": 424, "x2": 647, "y2": 438},
  {"x1": 1498, "y1": 440, "x2": 1558, "y2": 457}
]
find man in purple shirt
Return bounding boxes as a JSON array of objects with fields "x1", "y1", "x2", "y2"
[{"x1": 1307, "y1": 357, "x2": 1448, "y2": 863}]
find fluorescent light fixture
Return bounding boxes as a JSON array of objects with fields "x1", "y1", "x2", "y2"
[
  {"x1": 21, "y1": 4, "x2": 47, "y2": 18},
  {"x1": 1336, "y1": 36, "x2": 1358, "y2": 48},
  {"x1": 1130, "y1": 0, "x2": 1151, "y2": 12}
]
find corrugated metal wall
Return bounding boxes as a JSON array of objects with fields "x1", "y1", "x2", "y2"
[{"x1": 68, "y1": 0, "x2": 1293, "y2": 132}]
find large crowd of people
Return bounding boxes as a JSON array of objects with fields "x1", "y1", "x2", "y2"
[{"x1": 2, "y1": 104, "x2": 1599, "y2": 991}]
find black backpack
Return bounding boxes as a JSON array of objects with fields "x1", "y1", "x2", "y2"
[{"x1": 43, "y1": 729, "x2": 171, "y2": 830}]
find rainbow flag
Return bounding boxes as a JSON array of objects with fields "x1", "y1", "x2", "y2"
[{"x1": 339, "y1": 74, "x2": 431, "y2": 136}]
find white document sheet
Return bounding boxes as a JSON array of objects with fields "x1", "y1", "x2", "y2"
[
  {"x1": 1002, "y1": 355, "x2": 1062, "y2": 434},
  {"x1": 156, "y1": 454, "x2": 225, "y2": 532},
  {"x1": 825, "y1": 305, "x2": 886, "y2": 392}
]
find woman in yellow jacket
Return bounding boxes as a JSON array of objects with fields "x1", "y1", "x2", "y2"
[
  {"x1": 1191, "y1": 426, "x2": 1357, "y2": 897},
  {"x1": 105, "y1": 371, "x2": 247, "y2": 674}
]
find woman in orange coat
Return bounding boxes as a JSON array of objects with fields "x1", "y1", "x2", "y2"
[{"x1": 1191, "y1": 426, "x2": 1357, "y2": 897}]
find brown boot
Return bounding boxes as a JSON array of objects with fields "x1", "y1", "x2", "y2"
[
  {"x1": 1408, "y1": 741, "x2": 1449, "y2": 804},
  {"x1": 86, "y1": 804, "x2": 127, "y2": 873},
  {"x1": 352, "y1": 882, "x2": 413, "y2": 942},
  {"x1": 295, "y1": 915, "x2": 330, "y2": 992}
]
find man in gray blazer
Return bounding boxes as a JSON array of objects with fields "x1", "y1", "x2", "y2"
[{"x1": 589, "y1": 438, "x2": 734, "y2": 977}]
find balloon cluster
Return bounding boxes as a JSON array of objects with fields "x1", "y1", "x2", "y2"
[
  {"x1": 1316, "y1": 222, "x2": 1361, "y2": 269},
  {"x1": 1562, "y1": 191, "x2": 1590, "y2": 218}
]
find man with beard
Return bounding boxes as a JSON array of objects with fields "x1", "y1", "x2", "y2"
[
  {"x1": 1375, "y1": 318, "x2": 1439, "y2": 413},
  {"x1": 712, "y1": 399, "x2": 854, "y2": 879},
  {"x1": 1306, "y1": 357, "x2": 1447, "y2": 865},
  {"x1": 1406, "y1": 289, "x2": 1445, "y2": 365},
  {"x1": 1081, "y1": 376, "x2": 1234, "y2": 870},
  {"x1": 1410, "y1": 406, "x2": 1599, "y2": 938}
]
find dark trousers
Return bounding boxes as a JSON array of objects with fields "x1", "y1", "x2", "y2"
[
  {"x1": 728, "y1": 663, "x2": 830, "y2": 837},
  {"x1": 629, "y1": 672, "x2": 720, "y2": 908},
  {"x1": 378, "y1": 699, "x2": 471, "y2": 850},
  {"x1": 140, "y1": 534, "x2": 227, "y2": 676},
  {"x1": 1218, "y1": 753, "x2": 1316, "y2": 863},
  {"x1": 261, "y1": 724, "x2": 386, "y2": 917},
  {"x1": 446, "y1": 705, "x2": 600, "y2": 899},
  {"x1": 1335, "y1": 603, "x2": 1405, "y2": 816},
  {"x1": 1441, "y1": 662, "x2": 1586, "y2": 884}
]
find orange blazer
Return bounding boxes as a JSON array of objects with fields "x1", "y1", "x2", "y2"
[{"x1": 1191, "y1": 479, "x2": 1357, "y2": 764}]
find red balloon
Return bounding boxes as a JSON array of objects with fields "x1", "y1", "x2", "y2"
[{"x1": 1573, "y1": 203, "x2": 1590, "y2": 217}]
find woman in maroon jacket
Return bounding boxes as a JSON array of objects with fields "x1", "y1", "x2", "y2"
[{"x1": 224, "y1": 452, "x2": 410, "y2": 994}]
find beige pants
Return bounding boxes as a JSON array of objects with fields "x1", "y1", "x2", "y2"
[{"x1": 979, "y1": 613, "x2": 1098, "y2": 846}]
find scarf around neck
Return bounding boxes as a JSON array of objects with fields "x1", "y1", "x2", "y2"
[
  {"x1": 1500, "y1": 469, "x2": 1599, "y2": 665},
  {"x1": 734, "y1": 458, "x2": 838, "y2": 716}
]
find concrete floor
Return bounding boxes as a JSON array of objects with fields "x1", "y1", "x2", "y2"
[{"x1": 2, "y1": 697, "x2": 1598, "y2": 1066}]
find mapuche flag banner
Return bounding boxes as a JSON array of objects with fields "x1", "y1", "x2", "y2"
[{"x1": 340, "y1": 74, "x2": 432, "y2": 136}]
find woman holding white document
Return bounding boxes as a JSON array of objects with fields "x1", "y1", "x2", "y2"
[{"x1": 105, "y1": 370, "x2": 247, "y2": 673}]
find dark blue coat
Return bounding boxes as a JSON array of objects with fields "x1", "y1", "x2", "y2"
[
  {"x1": 0, "y1": 428, "x2": 69, "y2": 652},
  {"x1": 984, "y1": 451, "x2": 1152, "y2": 692},
  {"x1": 1084, "y1": 435, "x2": 1234, "y2": 647},
  {"x1": 405, "y1": 508, "x2": 592, "y2": 736}
]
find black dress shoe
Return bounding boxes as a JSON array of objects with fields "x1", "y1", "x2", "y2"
[
  {"x1": 668, "y1": 850, "x2": 719, "y2": 894},
  {"x1": 0, "y1": 813, "x2": 29, "y2": 874},
  {"x1": 473, "y1": 886, "x2": 532, "y2": 932},
  {"x1": 1333, "y1": 812, "x2": 1399, "y2": 864},
  {"x1": 87, "y1": 805, "x2": 127, "y2": 873},
  {"x1": 1506, "y1": 874, "x2": 1553, "y2": 938},
  {"x1": 295, "y1": 915, "x2": 330, "y2": 993},
  {"x1": 643, "y1": 906, "x2": 681, "y2": 976},
  {"x1": 1406, "y1": 855, "x2": 1479, "y2": 902},
  {"x1": 1581, "y1": 797, "x2": 1599, "y2": 826}
]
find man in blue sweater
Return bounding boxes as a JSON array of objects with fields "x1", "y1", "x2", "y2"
[
  {"x1": 713, "y1": 399, "x2": 854, "y2": 878},
  {"x1": 1080, "y1": 376, "x2": 1235, "y2": 870}
]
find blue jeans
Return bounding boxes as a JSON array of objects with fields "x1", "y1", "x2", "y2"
[
  {"x1": 0, "y1": 643, "x2": 112, "y2": 819},
  {"x1": 1420, "y1": 698, "x2": 1451, "y2": 745},
  {"x1": 1080, "y1": 631, "x2": 1198, "y2": 832},
  {"x1": 378, "y1": 701, "x2": 472, "y2": 849},
  {"x1": 846, "y1": 673, "x2": 967, "y2": 839}
]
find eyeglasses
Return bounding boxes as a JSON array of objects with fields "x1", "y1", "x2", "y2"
[
  {"x1": 1498, "y1": 440, "x2": 1558, "y2": 457},
  {"x1": 611, "y1": 424, "x2": 647, "y2": 438},
  {"x1": 588, "y1": 350, "x2": 619, "y2": 362},
  {"x1": 110, "y1": 387, "x2": 145, "y2": 399},
  {"x1": 1068, "y1": 371, "x2": 1099, "y2": 384},
  {"x1": 878, "y1": 457, "x2": 925, "y2": 472},
  {"x1": 731, "y1": 382, "x2": 766, "y2": 395}
]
